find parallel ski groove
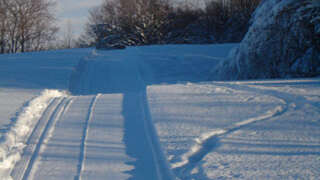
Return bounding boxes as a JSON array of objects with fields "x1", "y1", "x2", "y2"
[
  {"x1": 22, "y1": 97, "x2": 68, "y2": 180},
  {"x1": 75, "y1": 94, "x2": 100, "y2": 180},
  {"x1": 10, "y1": 98, "x2": 58, "y2": 180},
  {"x1": 16, "y1": 97, "x2": 68, "y2": 180}
]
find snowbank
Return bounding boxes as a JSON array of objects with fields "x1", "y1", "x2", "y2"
[
  {"x1": 0, "y1": 90, "x2": 66, "y2": 180},
  {"x1": 212, "y1": 0, "x2": 320, "y2": 80}
]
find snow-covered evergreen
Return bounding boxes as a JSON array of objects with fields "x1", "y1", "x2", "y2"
[{"x1": 213, "y1": 0, "x2": 320, "y2": 80}]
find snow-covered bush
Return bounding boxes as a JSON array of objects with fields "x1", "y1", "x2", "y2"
[{"x1": 213, "y1": 0, "x2": 320, "y2": 80}]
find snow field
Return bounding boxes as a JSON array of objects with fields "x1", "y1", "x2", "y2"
[
  {"x1": 147, "y1": 80, "x2": 320, "y2": 179},
  {"x1": 0, "y1": 89, "x2": 42, "y2": 129},
  {"x1": 0, "y1": 48, "x2": 93, "y2": 134},
  {"x1": 0, "y1": 44, "x2": 319, "y2": 180},
  {"x1": 202, "y1": 82, "x2": 320, "y2": 179}
]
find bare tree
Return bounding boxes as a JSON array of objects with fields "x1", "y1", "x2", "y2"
[
  {"x1": 0, "y1": 0, "x2": 9, "y2": 53},
  {"x1": 0, "y1": 0, "x2": 58, "y2": 53}
]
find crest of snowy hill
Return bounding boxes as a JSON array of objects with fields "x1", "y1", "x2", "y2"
[{"x1": 212, "y1": 0, "x2": 320, "y2": 80}]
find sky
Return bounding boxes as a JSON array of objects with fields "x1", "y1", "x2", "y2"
[{"x1": 54, "y1": 0, "x2": 104, "y2": 38}]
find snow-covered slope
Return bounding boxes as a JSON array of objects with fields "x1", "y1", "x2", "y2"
[
  {"x1": 0, "y1": 49, "x2": 92, "y2": 179},
  {"x1": 0, "y1": 48, "x2": 91, "y2": 130},
  {"x1": 0, "y1": 44, "x2": 319, "y2": 180},
  {"x1": 213, "y1": 0, "x2": 320, "y2": 80}
]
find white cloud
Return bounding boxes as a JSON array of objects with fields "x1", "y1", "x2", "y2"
[{"x1": 56, "y1": 0, "x2": 102, "y2": 14}]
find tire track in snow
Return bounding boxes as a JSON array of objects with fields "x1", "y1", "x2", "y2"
[
  {"x1": 11, "y1": 97, "x2": 71, "y2": 180},
  {"x1": 74, "y1": 94, "x2": 100, "y2": 180},
  {"x1": 172, "y1": 83, "x2": 289, "y2": 179}
]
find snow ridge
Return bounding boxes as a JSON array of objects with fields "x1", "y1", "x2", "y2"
[
  {"x1": 0, "y1": 90, "x2": 66, "y2": 180},
  {"x1": 173, "y1": 104, "x2": 285, "y2": 178},
  {"x1": 140, "y1": 92, "x2": 176, "y2": 180}
]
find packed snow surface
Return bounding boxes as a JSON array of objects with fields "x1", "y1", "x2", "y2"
[
  {"x1": 147, "y1": 80, "x2": 320, "y2": 179},
  {"x1": 0, "y1": 44, "x2": 319, "y2": 179}
]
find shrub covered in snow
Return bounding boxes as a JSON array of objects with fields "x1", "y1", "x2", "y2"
[{"x1": 213, "y1": 0, "x2": 320, "y2": 80}]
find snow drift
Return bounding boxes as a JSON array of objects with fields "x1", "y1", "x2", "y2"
[
  {"x1": 212, "y1": 0, "x2": 320, "y2": 80},
  {"x1": 0, "y1": 90, "x2": 66, "y2": 180}
]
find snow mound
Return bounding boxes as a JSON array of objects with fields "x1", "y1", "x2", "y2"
[
  {"x1": 212, "y1": 0, "x2": 320, "y2": 80},
  {"x1": 0, "y1": 90, "x2": 66, "y2": 180}
]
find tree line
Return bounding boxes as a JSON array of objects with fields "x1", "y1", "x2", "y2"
[
  {"x1": 79, "y1": 0, "x2": 262, "y2": 48},
  {"x1": 0, "y1": 0, "x2": 57, "y2": 54}
]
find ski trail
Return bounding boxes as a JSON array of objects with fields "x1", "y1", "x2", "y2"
[
  {"x1": 140, "y1": 92, "x2": 162, "y2": 180},
  {"x1": 20, "y1": 98, "x2": 68, "y2": 180},
  {"x1": 44, "y1": 98, "x2": 75, "y2": 145},
  {"x1": 173, "y1": 105, "x2": 285, "y2": 176},
  {"x1": 28, "y1": 97, "x2": 75, "y2": 180},
  {"x1": 11, "y1": 97, "x2": 70, "y2": 180},
  {"x1": 10, "y1": 98, "x2": 60, "y2": 180},
  {"x1": 69, "y1": 55, "x2": 175, "y2": 179},
  {"x1": 172, "y1": 83, "x2": 289, "y2": 178},
  {"x1": 123, "y1": 91, "x2": 174, "y2": 180},
  {"x1": 0, "y1": 90, "x2": 65, "y2": 180},
  {"x1": 75, "y1": 94, "x2": 100, "y2": 180},
  {"x1": 140, "y1": 91, "x2": 175, "y2": 180}
]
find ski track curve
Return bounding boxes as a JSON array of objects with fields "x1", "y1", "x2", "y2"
[
  {"x1": 172, "y1": 82, "x2": 291, "y2": 179},
  {"x1": 11, "y1": 97, "x2": 72, "y2": 180},
  {"x1": 219, "y1": 81, "x2": 320, "y2": 117}
]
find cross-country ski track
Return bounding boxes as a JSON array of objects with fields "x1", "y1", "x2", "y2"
[
  {"x1": 0, "y1": 46, "x2": 319, "y2": 180},
  {"x1": 5, "y1": 52, "x2": 175, "y2": 180}
]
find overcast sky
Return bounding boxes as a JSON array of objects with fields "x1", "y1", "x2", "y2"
[{"x1": 54, "y1": 0, "x2": 103, "y2": 38}]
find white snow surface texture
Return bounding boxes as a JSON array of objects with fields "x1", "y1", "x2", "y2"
[{"x1": 0, "y1": 44, "x2": 319, "y2": 180}]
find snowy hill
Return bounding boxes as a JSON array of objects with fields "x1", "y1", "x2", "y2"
[
  {"x1": 213, "y1": 0, "x2": 320, "y2": 80},
  {"x1": 0, "y1": 45, "x2": 319, "y2": 180}
]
